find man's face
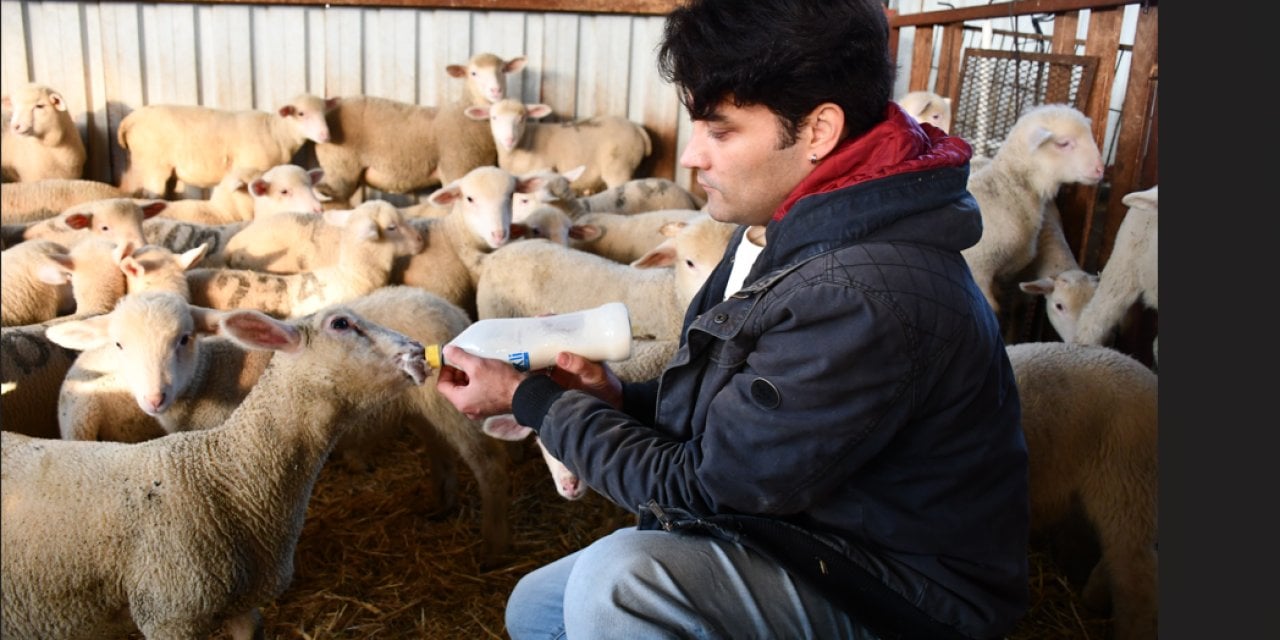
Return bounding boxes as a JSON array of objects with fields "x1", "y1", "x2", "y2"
[{"x1": 679, "y1": 100, "x2": 814, "y2": 227}]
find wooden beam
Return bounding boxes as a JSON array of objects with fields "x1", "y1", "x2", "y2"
[
  {"x1": 909, "y1": 25, "x2": 936, "y2": 92},
  {"x1": 1075, "y1": 5, "x2": 1123, "y2": 271},
  {"x1": 153, "y1": 0, "x2": 683, "y2": 15},
  {"x1": 1099, "y1": 5, "x2": 1158, "y2": 266},
  {"x1": 890, "y1": 0, "x2": 1146, "y2": 28},
  {"x1": 935, "y1": 23, "x2": 965, "y2": 98}
]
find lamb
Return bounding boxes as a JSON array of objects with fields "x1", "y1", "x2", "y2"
[
  {"x1": 117, "y1": 93, "x2": 336, "y2": 198},
  {"x1": 466, "y1": 99, "x2": 652, "y2": 194},
  {"x1": 482, "y1": 414, "x2": 585, "y2": 501},
  {"x1": 186, "y1": 201, "x2": 416, "y2": 318},
  {"x1": 1073, "y1": 185, "x2": 1158, "y2": 357},
  {"x1": 1016, "y1": 200, "x2": 1099, "y2": 342},
  {"x1": 15, "y1": 197, "x2": 166, "y2": 249},
  {"x1": 1017, "y1": 269, "x2": 1098, "y2": 343},
  {"x1": 569, "y1": 208, "x2": 707, "y2": 264},
  {"x1": 1, "y1": 179, "x2": 125, "y2": 224},
  {"x1": 2, "y1": 299, "x2": 428, "y2": 640},
  {"x1": 1007, "y1": 341, "x2": 1158, "y2": 640},
  {"x1": 475, "y1": 213, "x2": 735, "y2": 341},
  {"x1": 47, "y1": 287, "x2": 512, "y2": 558},
  {"x1": 156, "y1": 163, "x2": 325, "y2": 227},
  {"x1": 313, "y1": 53, "x2": 526, "y2": 205},
  {"x1": 1, "y1": 83, "x2": 87, "y2": 182},
  {"x1": 2, "y1": 240, "x2": 78, "y2": 326},
  {"x1": 120, "y1": 243, "x2": 210, "y2": 299},
  {"x1": 220, "y1": 198, "x2": 422, "y2": 273},
  {"x1": 392, "y1": 166, "x2": 546, "y2": 319},
  {"x1": 896, "y1": 90, "x2": 952, "y2": 133},
  {"x1": 512, "y1": 166, "x2": 705, "y2": 222},
  {"x1": 962, "y1": 103, "x2": 1105, "y2": 313}
]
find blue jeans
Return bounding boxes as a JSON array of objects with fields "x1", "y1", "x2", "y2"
[{"x1": 505, "y1": 526, "x2": 880, "y2": 640}]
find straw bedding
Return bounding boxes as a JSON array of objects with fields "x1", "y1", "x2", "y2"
[{"x1": 163, "y1": 427, "x2": 1113, "y2": 639}]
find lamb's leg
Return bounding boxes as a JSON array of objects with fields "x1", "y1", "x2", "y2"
[{"x1": 224, "y1": 608, "x2": 265, "y2": 640}]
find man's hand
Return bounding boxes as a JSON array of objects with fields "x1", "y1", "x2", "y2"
[
  {"x1": 547, "y1": 351, "x2": 624, "y2": 409},
  {"x1": 435, "y1": 345, "x2": 528, "y2": 420}
]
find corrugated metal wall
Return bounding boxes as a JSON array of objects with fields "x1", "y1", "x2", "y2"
[{"x1": 0, "y1": 0, "x2": 691, "y2": 196}]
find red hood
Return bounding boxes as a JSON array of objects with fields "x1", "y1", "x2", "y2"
[{"x1": 773, "y1": 102, "x2": 973, "y2": 221}]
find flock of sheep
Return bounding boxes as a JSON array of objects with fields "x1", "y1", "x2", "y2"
[{"x1": 2, "y1": 54, "x2": 1155, "y2": 640}]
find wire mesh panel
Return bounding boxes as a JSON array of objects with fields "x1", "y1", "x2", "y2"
[{"x1": 951, "y1": 49, "x2": 1099, "y2": 159}]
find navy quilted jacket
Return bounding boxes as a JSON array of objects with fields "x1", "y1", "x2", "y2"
[{"x1": 514, "y1": 112, "x2": 1029, "y2": 640}]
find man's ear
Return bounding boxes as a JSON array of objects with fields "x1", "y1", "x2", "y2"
[{"x1": 806, "y1": 102, "x2": 844, "y2": 162}]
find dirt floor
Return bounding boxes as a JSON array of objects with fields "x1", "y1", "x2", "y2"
[{"x1": 213, "y1": 429, "x2": 1115, "y2": 639}]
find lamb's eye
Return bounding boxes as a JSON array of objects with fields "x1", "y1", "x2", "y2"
[
  {"x1": 1055, "y1": 303, "x2": 1065, "y2": 311},
  {"x1": 330, "y1": 316, "x2": 351, "y2": 331},
  {"x1": 281, "y1": 189, "x2": 289, "y2": 196},
  {"x1": 115, "y1": 342, "x2": 123, "y2": 350},
  {"x1": 179, "y1": 334, "x2": 191, "y2": 346},
  {"x1": 685, "y1": 259, "x2": 695, "y2": 269},
  {"x1": 466, "y1": 196, "x2": 475, "y2": 203}
]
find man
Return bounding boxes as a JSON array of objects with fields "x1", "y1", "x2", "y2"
[{"x1": 436, "y1": 1, "x2": 1030, "y2": 638}]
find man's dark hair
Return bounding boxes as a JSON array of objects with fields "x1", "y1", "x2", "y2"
[{"x1": 657, "y1": 0, "x2": 896, "y2": 145}]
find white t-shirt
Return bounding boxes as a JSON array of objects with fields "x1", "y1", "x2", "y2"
[{"x1": 723, "y1": 230, "x2": 766, "y2": 300}]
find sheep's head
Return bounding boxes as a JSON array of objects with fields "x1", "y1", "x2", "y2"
[
  {"x1": 1005, "y1": 104, "x2": 1105, "y2": 197},
  {"x1": 46, "y1": 291, "x2": 219, "y2": 416},
  {"x1": 447, "y1": 52, "x2": 528, "y2": 105},
  {"x1": 5, "y1": 83, "x2": 68, "y2": 136},
  {"x1": 1018, "y1": 269, "x2": 1099, "y2": 342}
]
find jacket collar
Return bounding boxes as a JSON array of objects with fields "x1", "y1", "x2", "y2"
[{"x1": 773, "y1": 103, "x2": 973, "y2": 222}]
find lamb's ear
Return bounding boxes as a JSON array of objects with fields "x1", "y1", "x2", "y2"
[
  {"x1": 1027, "y1": 126, "x2": 1056, "y2": 151},
  {"x1": 562, "y1": 165, "x2": 587, "y2": 183},
  {"x1": 111, "y1": 240, "x2": 137, "y2": 264},
  {"x1": 463, "y1": 105, "x2": 491, "y2": 121},
  {"x1": 139, "y1": 200, "x2": 167, "y2": 219},
  {"x1": 249, "y1": 177, "x2": 270, "y2": 197},
  {"x1": 481, "y1": 414, "x2": 533, "y2": 441},
  {"x1": 1019, "y1": 278, "x2": 1055, "y2": 296},
  {"x1": 427, "y1": 181, "x2": 464, "y2": 208},
  {"x1": 526, "y1": 103, "x2": 553, "y2": 120},
  {"x1": 307, "y1": 168, "x2": 325, "y2": 186},
  {"x1": 34, "y1": 253, "x2": 74, "y2": 285},
  {"x1": 45, "y1": 314, "x2": 113, "y2": 351},
  {"x1": 189, "y1": 305, "x2": 227, "y2": 336},
  {"x1": 631, "y1": 237, "x2": 678, "y2": 269},
  {"x1": 503, "y1": 56, "x2": 528, "y2": 74},
  {"x1": 568, "y1": 223, "x2": 601, "y2": 242},
  {"x1": 445, "y1": 63, "x2": 467, "y2": 79},
  {"x1": 220, "y1": 310, "x2": 302, "y2": 353},
  {"x1": 178, "y1": 243, "x2": 210, "y2": 270}
]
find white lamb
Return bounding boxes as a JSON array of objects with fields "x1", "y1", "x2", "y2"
[
  {"x1": 154, "y1": 164, "x2": 325, "y2": 227},
  {"x1": 896, "y1": 90, "x2": 953, "y2": 133},
  {"x1": 569, "y1": 208, "x2": 707, "y2": 264},
  {"x1": 1008, "y1": 341, "x2": 1158, "y2": 640},
  {"x1": 3, "y1": 300, "x2": 428, "y2": 640},
  {"x1": 1073, "y1": 185, "x2": 1158, "y2": 359},
  {"x1": 391, "y1": 166, "x2": 547, "y2": 319},
  {"x1": 482, "y1": 414, "x2": 585, "y2": 501},
  {"x1": 2, "y1": 240, "x2": 78, "y2": 326},
  {"x1": 962, "y1": 103, "x2": 1105, "y2": 314},
  {"x1": 1, "y1": 179, "x2": 124, "y2": 224},
  {"x1": 1016, "y1": 200, "x2": 1099, "y2": 342},
  {"x1": 14, "y1": 197, "x2": 165, "y2": 251},
  {"x1": 117, "y1": 94, "x2": 336, "y2": 198},
  {"x1": 313, "y1": 53, "x2": 526, "y2": 205},
  {"x1": 466, "y1": 99, "x2": 652, "y2": 194},
  {"x1": 186, "y1": 202, "x2": 415, "y2": 318},
  {"x1": 1, "y1": 83, "x2": 87, "y2": 182},
  {"x1": 513, "y1": 166, "x2": 705, "y2": 221},
  {"x1": 219, "y1": 198, "x2": 423, "y2": 273},
  {"x1": 475, "y1": 214, "x2": 735, "y2": 342},
  {"x1": 47, "y1": 287, "x2": 513, "y2": 558}
]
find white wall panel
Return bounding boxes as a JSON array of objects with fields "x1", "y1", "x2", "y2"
[{"x1": 0, "y1": 1, "x2": 690, "y2": 191}]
